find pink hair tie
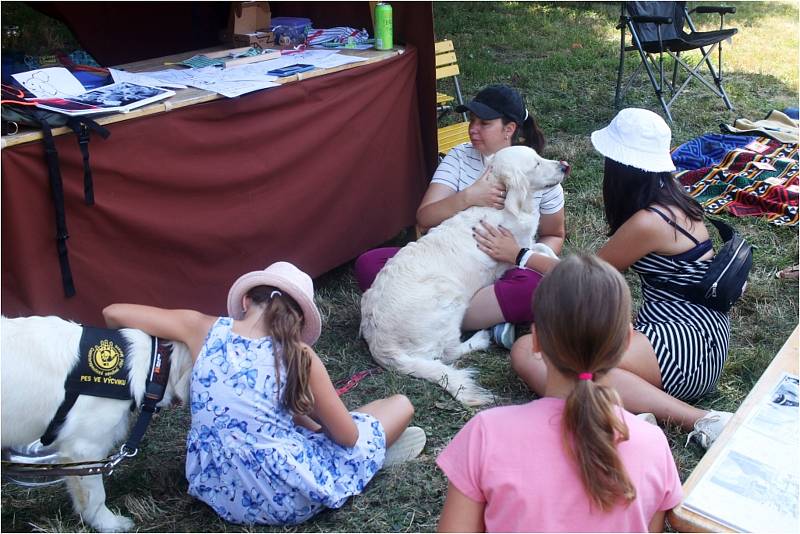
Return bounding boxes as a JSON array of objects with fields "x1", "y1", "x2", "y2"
[{"x1": 578, "y1": 372, "x2": 593, "y2": 381}]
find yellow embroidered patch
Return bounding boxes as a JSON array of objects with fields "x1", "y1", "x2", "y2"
[{"x1": 88, "y1": 338, "x2": 125, "y2": 376}]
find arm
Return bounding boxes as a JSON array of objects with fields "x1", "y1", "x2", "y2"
[
  {"x1": 596, "y1": 210, "x2": 663, "y2": 271},
  {"x1": 103, "y1": 304, "x2": 215, "y2": 362},
  {"x1": 437, "y1": 482, "x2": 486, "y2": 533},
  {"x1": 648, "y1": 510, "x2": 666, "y2": 532},
  {"x1": 293, "y1": 413, "x2": 323, "y2": 433},
  {"x1": 416, "y1": 173, "x2": 506, "y2": 232},
  {"x1": 473, "y1": 210, "x2": 563, "y2": 274},
  {"x1": 535, "y1": 209, "x2": 565, "y2": 255},
  {"x1": 306, "y1": 348, "x2": 359, "y2": 448}
]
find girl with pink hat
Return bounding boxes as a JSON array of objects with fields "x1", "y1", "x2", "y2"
[{"x1": 103, "y1": 261, "x2": 425, "y2": 526}]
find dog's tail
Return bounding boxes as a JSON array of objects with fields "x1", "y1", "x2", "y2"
[{"x1": 379, "y1": 354, "x2": 494, "y2": 407}]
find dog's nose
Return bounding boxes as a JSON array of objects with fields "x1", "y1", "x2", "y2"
[{"x1": 560, "y1": 161, "x2": 571, "y2": 176}]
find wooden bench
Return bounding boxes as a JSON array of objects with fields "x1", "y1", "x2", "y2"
[
  {"x1": 437, "y1": 121, "x2": 470, "y2": 157},
  {"x1": 435, "y1": 39, "x2": 470, "y2": 156}
]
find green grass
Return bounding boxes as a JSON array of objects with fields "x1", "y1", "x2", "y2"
[{"x1": 2, "y1": 2, "x2": 798, "y2": 532}]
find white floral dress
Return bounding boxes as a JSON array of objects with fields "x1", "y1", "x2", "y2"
[{"x1": 186, "y1": 317, "x2": 386, "y2": 525}]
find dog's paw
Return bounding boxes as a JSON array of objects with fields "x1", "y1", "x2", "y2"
[
  {"x1": 455, "y1": 383, "x2": 494, "y2": 406},
  {"x1": 463, "y1": 329, "x2": 491, "y2": 352},
  {"x1": 530, "y1": 242, "x2": 558, "y2": 259},
  {"x1": 91, "y1": 511, "x2": 135, "y2": 533}
]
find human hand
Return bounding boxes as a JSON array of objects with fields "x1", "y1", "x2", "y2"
[
  {"x1": 473, "y1": 220, "x2": 520, "y2": 264},
  {"x1": 464, "y1": 167, "x2": 507, "y2": 209}
]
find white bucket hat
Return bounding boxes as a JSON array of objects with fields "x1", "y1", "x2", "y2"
[
  {"x1": 226, "y1": 261, "x2": 322, "y2": 345},
  {"x1": 590, "y1": 108, "x2": 676, "y2": 172}
]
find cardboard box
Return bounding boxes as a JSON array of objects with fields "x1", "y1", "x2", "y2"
[
  {"x1": 231, "y1": 1, "x2": 270, "y2": 33},
  {"x1": 220, "y1": 2, "x2": 274, "y2": 47},
  {"x1": 232, "y1": 31, "x2": 274, "y2": 48}
]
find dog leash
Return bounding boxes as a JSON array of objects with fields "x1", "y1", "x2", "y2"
[
  {"x1": 2, "y1": 338, "x2": 171, "y2": 484},
  {"x1": 335, "y1": 367, "x2": 383, "y2": 396},
  {"x1": 1, "y1": 445, "x2": 136, "y2": 482}
]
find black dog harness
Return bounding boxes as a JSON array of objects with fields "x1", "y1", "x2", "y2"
[{"x1": 40, "y1": 326, "x2": 172, "y2": 449}]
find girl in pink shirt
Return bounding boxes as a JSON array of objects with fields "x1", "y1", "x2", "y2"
[{"x1": 437, "y1": 255, "x2": 682, "y2": 532}]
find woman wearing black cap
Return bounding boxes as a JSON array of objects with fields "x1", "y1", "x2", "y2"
[{"x1": 355, "y1": 84, "x2": 565, "y2": 350}]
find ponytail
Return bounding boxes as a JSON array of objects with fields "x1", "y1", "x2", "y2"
[
  {"x1": 563, "y1": 376, "x2": 636, "y2": 511},
  {"x1": 247, "y1": 286, "x2": 314, "y2": 415},
  {"x1": 509, "y1": 114, "x2": 546, "y2": 154},
  {"x1": 532, "y1": 255, "x2": 635, "y2": 511}
]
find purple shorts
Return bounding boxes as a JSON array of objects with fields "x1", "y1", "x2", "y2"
[{"x1": 354, "y1": 247, "x2": 543, "y2": 325}]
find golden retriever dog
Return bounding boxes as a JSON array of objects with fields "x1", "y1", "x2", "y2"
[
  {"x1": 360, "y1": 146, "x2": 569, "y2": 405},
  {"x1": 1, "y1": 315, "x2": 193, "y2": 532}
]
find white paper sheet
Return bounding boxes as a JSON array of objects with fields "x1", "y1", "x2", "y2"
[
  {"x1": 683, "y1": 373, "x2": 800, "y2": 532},
  {"x1": 12, "y1": 67, "x2": 86, "y2": 98},
  {"x1": 109, "y1": 68, "x2": 188, "y2": 89},
  {"x1": 313, "y1": 54, "x2": 370, "y2": 69},
  {"x1": 108, "y1": 50, "x2": 358, "y2": 99},
  {"x1": 173, "y1": 66, "x2": 280, "y2": 98}
]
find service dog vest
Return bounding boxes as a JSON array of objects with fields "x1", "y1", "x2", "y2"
[
  {"x1": 69, "y1": 327, "x2": 132, "y2": 397},
  {"x1": 40, "y1": 327, "x2": 169, "y2": 446}
]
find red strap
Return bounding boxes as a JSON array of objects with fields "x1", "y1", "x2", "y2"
[{"x1": 335, "y1": 367, "x2": 382, "y2": 396}]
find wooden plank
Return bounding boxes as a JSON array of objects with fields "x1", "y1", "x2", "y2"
[
  {"x1": 435, "y1": 51, "x2": 457, "y2": 67},
  {"x1": 436, "y1": 63, "x2": 460, "y2": 80},
  {"x1": 434, "y1": 39, "x2": 454, "y2": 54},
  {"x1": 667, "y1": 324, "x2": 800, "y2": 532},
  {"x1": 204, "y1": 47, "x2": 282, "y2": 68},
  {"x1": 437, "y1": 121, "x2": 470, "y2": 154},
  {"x1": 436, "y1": 92, "x2": 454, "y2": 105},
  {"x1": 2, "y1": 46, "x2": 401, "y2": 149}
]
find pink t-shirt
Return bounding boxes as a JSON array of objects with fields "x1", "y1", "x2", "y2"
[{"x1": 436, "y1": 397, "x2": 682, "y2": 532}]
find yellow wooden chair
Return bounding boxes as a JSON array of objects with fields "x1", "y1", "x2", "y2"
[{"x1": 435, "y1": 39, "x2": 470, "y2": 157}]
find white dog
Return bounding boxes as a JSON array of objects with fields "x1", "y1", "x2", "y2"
[
  {"x1": 360, "y1": 146, "x2": 569, "y2": 405},
  {"x1": 1, "y1": 315, "x2": 193, "y2": 532}
]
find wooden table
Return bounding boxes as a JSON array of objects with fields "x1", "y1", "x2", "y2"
[
  {"x1": 668, "y1": 324, "x2": 800, "y2": 532},
  {"x1": 2, "y1": 46, "x2": 401, "y2": 149},
  {"x1": 1, "y1": 44, "x2": 428, "y2": 324}
]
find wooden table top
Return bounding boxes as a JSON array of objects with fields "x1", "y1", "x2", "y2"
[
  {"x1": 2, "y1": 45, "x2": 402, "y2": 149},
  {"x1": 667, "y1": 324, "x2": 800, "y2": 532}
]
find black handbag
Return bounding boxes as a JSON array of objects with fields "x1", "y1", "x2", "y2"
[{"x1": 649, "y1": 218, "x2": 753, "y2": 313}]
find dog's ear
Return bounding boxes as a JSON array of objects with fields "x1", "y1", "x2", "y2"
[{"x1": 502, "y1": 165, "x2": 532, "y2": 217}]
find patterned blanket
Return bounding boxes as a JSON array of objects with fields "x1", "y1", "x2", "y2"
[{"x1": 675, "y1": 138, "x2": 798, "y2": 226}]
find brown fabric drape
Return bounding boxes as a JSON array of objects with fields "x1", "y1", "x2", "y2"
[
  {"x1": 2, "y1": 49, "x2": 426, "y2": 324},
  {"x1": 33, "y1": 1, "x2": 438, "y2": 175}
]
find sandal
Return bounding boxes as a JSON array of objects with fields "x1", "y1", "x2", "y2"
[
  {"x1": 776, "y1": 265, "x2": 799, "y2": 279},
  {"x1": 383, "y1": 426, "x2": 426, "y2": 467}
]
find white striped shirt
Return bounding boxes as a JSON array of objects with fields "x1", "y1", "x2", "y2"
[{"x1": 431, "y1": 143, "x2": 565, "y2": 215}]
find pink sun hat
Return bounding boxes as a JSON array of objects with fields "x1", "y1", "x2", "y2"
[{"x1": 226, "y1": 261, "x2": 322, "y2": 345}]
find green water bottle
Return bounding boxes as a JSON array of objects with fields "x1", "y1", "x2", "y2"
[{"x1": 374, "y1": 2, "x2": 393, "y2": 50}]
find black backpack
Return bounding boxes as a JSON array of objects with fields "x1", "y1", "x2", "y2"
[
  {"x1": 649, "y1": 217, "x2": 753, "y2": 313},
  {"x1": 2, "y1": 102, "x2": 110, "y2": 297}
]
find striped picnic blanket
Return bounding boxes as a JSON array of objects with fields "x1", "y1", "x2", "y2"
[{"x1": 675, "y1": 137, "x2": 798, "y2": 226}]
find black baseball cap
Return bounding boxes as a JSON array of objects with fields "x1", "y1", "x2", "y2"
[{"x1": 456, "y1": 84, "x2": 527, "y2": 125}]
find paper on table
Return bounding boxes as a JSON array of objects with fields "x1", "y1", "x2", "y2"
[
  {"x1": 33, "y1": 82, "x2": 175, "y2": 117},
  {"x1": 312, "y1": 54, "x2": 369, "y2": 69},
  {"x1": 109, "y1": 68, "x2": 188, "y2": 89},
  {"x1": 683, "y1": 373, "x2": 799, "y2": 532},
  {"x1": 11, "y1": 67, "x2": 86, "y2": 98},
  {"x1": 174, "y1": 65, "x2": 280, "y2": 98},
  {"x1": 119, "y1": 50, "x2": 358, "y2": 99},
  {"x1": 134, "y1": 69, "x2": 198, "y2": 86}
]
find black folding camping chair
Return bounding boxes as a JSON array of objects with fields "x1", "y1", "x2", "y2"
[{"x1": 614, "y1": 1, "x2": 737, "y2": 123}]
